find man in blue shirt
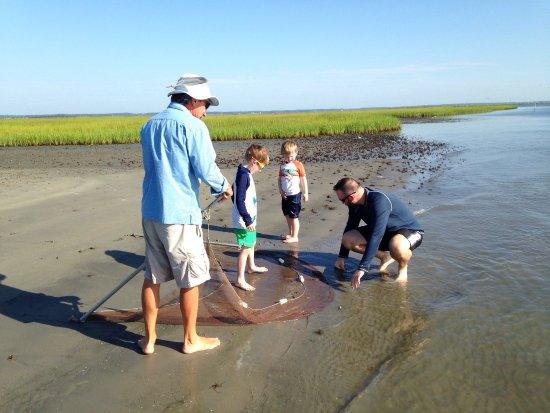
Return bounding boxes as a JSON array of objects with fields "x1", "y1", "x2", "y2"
[
  {"x1": 333, "y1": 177, "x2": 423, "y2": 287},
  {"x1": 139, "y1": 74, "x2": 232, "y2": 355}
]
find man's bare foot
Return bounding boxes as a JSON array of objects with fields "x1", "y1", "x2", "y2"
[
  {"x1": 236, "y1": 280, "x2": 255, "y2": 291},
  {"x1": 183, "y1": 336, "x2": 221, "y2": 354},
  {"x1": 395, "y1": 269, "x2": 408, "y2": 283},
  {"x1": 283, "y1": 237, "x2": 299, "y2": 243},
  {"x1": 379, "y1": 256, "x2": 395, "y2": 273},
  {"x1": 138, "y1": 336, "x2": 156, "y2": 355},
  {"x1": 248, "y1": 266, "x2": 268, "y2": 273},
  {"x1": 281, "y1": 234, "x2": 292, "y2": 240}
]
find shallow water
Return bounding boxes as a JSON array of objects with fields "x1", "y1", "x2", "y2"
[
  {"x1": 351, "y1": 106, "x2": 550, "y2": 411},
  {"x1": 251, "y1": 107, "x2": 550, "y2": 412}
]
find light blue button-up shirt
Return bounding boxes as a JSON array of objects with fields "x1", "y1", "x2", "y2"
[{"x1": 140, "y1": 102, "x2": 228, "y2": 224}]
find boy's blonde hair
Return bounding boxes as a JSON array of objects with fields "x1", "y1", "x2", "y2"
[
  {"x1": 245, "y1": 144, "x2": 269, "y2": 166},
  {"x1": 281, "y1": 140, "x2": 298, "y2": 155}
]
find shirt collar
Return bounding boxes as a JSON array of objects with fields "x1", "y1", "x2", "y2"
[
  {"x1": 168, "y1": 102, "x2": 187, "y2": 112},
  {"x1": 238, "y1": 164, "x2": 250, "y2": 173}
]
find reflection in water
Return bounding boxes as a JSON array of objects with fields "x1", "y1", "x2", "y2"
[
  {"x1": 347, "y1": 107, "x2": 550, "y2": 411},
  {"x1": 242, "y1": 248, "x2": 428, "y2": 412}
]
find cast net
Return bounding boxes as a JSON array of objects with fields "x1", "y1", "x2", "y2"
[{"x1": 91, "y1": 213, "x2": 333, "y2": 325}]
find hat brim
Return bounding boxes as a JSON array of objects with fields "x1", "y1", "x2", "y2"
[
  {"x1": 167, "y1": 90, "x2": 219, "y2": 106},
  {"x1": 206, "y1": 96, "x2": 219, "y2": 107}
]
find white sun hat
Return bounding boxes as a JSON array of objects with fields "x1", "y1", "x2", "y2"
[{"x1": 167, "y1": 73, "x2": 219, "y2": 106}]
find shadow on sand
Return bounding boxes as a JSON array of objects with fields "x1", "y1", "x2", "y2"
[
  {"x1": 201, "y1": 223, "x2": 282, "y2": 241},
  {"x1": 0, "y1": 270, "x2": 181, "y2": 354},
  {"x1": 0, "y1": 239, "x2": 387, "y2": 354}
]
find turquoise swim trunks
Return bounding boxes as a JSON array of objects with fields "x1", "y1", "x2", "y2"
[{"x1": 234, "y1": 228, "x2": 257, "y2": 248}]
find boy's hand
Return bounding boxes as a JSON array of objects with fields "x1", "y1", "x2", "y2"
[
  {"x1": 303, "y1": 193, "x2": 309, "y2": 202},
  {"x1": 246, "y1": 224, "x2": 255, "y2": 231},
  {"x1": 280, "y1": 192, "x2": 287, "y2": 199}
]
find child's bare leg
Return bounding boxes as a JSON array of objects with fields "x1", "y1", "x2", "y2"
[
  {"x1": 247, "y1": 246, "x2": 268, "y2": 273},
  {"x1": 283, "y1": 218, "x2": 299, "y2": 243},
  {"x1": 283, "y1": 215, "x2": 293, "y2": 239},
  {"x1": 237, "y1": 247, "x2": 255, "y2": 291}
]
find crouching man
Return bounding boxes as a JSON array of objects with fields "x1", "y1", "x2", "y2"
[{"x1": 333, "y1": 177, "x2": 423, "y2": 287}]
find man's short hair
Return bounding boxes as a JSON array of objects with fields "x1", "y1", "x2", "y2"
[
  {"x1": 245, "y1": 144, "x2": 269, "y2": 165},
  {"x1": 281, "y1": 140, "x2": 298, "y2": 155},
  {"x1": 170, "y1": 93, "x2": 193, "y2": 105},
  {"x1": 333, "y1": 177, "x2": 360, "y2": 193}
]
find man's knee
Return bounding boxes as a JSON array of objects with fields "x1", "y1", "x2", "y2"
[
  {"x1": 389, "y1": 235, "x2": 412, "y2": 261},
  {"x1": 342, "y1": 230, "x2": 365, "y2": 250},
  {"x1": 341, "y1": 233, "x2": 353, "y2": 249}
]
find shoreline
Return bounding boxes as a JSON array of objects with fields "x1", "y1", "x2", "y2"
[{"x1": 0, "y1": 132, "x2": 448, "y2": 410}]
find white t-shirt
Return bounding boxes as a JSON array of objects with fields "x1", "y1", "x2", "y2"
[{"x1": 279, "y1": 160, "x2": 306, "y2": 196}]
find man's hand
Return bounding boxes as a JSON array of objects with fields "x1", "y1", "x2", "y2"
[
  {"x1": 218, "y1": 186, "x2": 233, "y2": 202},
  {"x1": 246, "y1": 224, "x2": 255, "y2": 231},
  {"x1": 334, "y1": 257, "x2": 346, "y2": 271},
  {"x1": 303, "y1": 193, "x2": 309, "y2": 202},
  {"x1": 351, "y1": 269, "x2": 366, "y2": 290}
]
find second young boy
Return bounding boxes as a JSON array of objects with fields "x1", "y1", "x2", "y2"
[
  {"x1": 278, "y1": 140, "x2": 308, "y2": 243},
  {"x1": 232, "y1": 144, "x2": 270, "y2": 291}
]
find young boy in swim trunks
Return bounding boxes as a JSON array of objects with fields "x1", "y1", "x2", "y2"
[
  {"x1": 231, "y1": 144, "x2": 270, "y2": 291},
  {"x1": 278, "y1": 140, "x2": 309, "y2": 243}
]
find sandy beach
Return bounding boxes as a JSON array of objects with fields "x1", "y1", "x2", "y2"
[{"x1": 0, "y1": 134, "x2": 448, "y2": 411}]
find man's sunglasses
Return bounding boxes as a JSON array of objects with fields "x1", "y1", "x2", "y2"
[{"x1": 339, "y1": 191, "x2": 356, "y2": 203}]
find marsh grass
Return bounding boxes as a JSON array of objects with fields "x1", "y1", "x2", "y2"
[{"x1": 0, "y1": 104, "x2": 515, "y2": 146}]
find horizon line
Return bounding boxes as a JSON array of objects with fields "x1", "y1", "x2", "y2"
[{"x1": 1, "y1": 101, "x2": 545, "y2": 119}]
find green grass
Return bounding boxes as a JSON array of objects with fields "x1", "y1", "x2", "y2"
[
  {"x1": 0, "y1": 104, "x2": 516, "y2": 146},
  {"x1": 368, "y1": 104, "x2": 517, "y2": 118},
  {"x1": 206, "y1": 111, "x2": 400, "y2": 140}
]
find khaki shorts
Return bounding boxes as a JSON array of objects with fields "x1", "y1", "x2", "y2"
[{"x1": 142, "y1": 219, "x2": 210, "y2": 289}]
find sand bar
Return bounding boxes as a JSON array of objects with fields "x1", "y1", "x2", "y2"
[{"x1": 0, "y1": 134, "x2": 448, "y2": 411}]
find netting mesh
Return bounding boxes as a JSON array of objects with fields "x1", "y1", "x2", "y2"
[{"x1": 91, "y1": 242, "x2": 333, "y2": 325}]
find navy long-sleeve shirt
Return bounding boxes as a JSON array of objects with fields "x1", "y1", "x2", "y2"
[
  {"x1": 231, "y1": 165, "x2": 254, "y2": 227},
  {"x1": 338, "y1": 187, "x2": 422, "y2": 272}
]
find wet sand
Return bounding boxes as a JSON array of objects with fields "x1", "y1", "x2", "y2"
[{"x1": 0, "y1": 134, "x2": 448, "y2": 411}]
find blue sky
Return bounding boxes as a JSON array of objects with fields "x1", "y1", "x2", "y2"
[{"x1": 1, "y1": 1, "x2": 548, "y2": 115}]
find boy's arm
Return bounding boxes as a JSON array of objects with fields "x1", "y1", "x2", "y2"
[
  {"x1": 278, "y1": 173, "x2": 286, "y2": 198},
  {"x1": 298, "y1": 161, "x2": 308, "y2": 201},
  {"x1": 300, "y1": 176, "x2": 309, "y2": 202},
  {"x1": 235, "y1": 171, "x2": 253, "y2": 227}
]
